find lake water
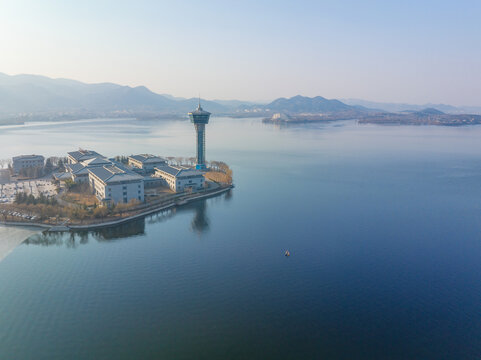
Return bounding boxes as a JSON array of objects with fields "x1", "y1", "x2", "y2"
[{"x1": 1, "y1": 117, "x2": 481, "y2": 359}]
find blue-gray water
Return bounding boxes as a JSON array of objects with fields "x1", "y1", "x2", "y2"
[{"x1": 1, "y1": 118, "x2": 481, "y2": 359}]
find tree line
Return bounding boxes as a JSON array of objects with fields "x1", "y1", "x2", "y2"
[
  {"x1": 67, "y1": 199, "x2": 141, "y2": 221},
  {"x1": 208, "y1": 161, "x2": 233, "y2": 184},
  {"x1": 5, "y1": 195, "x2": 141, "y2": 223},
  {"x1": 14, "y1": 192, "x2": 58, "y2": 206}
]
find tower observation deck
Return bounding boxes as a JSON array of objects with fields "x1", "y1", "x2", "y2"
[{"x1": 188, "y1": 102, "x2": 211, "y2": 170}]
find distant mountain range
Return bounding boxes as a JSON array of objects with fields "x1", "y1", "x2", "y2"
[
  {"x1": 341, "y1": 98, "x2": 481, "y2": 115},
  {"x1": 160, "y1": 94, "x2": 259, "y2": 108},
  {"x1": 0, "y1": 73, "x2": 480, "y2": 125},
  {"x1": 0, "y1": 73, "x2": 232, "y2": 116},
  {"x1": 262, "y1": 95, "x2": 355, "y2": 113}
]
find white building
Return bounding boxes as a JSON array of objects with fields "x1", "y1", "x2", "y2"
[
  {"x1": 128, "y1": 154, "x2": 167, "y2": 174},
  {"x1": 88, "y1": 165, "x2": 144, "y2": 205},
  {"x1": 154, "y1": 165, "x2": 205, "y2": 193},
  {"x1": 271, "y1": 112, "x2": 291, "y2": 122},
  {"x1": 12, "y1": 155, "x2": 45, "y2": 175}
]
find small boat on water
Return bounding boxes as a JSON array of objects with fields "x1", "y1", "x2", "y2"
[{"x1": 285, "y1": 250, "x2": 290, "y2": 257}]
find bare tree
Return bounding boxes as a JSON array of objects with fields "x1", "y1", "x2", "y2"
[{"x1": 175, "y1": 157, "x2": 184, "y2": 166}]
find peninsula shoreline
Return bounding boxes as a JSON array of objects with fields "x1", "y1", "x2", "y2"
[{"x1": 0, "y1": 185, "x2": 233, "y2": 232}]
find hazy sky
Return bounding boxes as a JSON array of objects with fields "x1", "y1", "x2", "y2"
[{"x1": 1, "y1": 0, "x2": 480, "y2": 105}]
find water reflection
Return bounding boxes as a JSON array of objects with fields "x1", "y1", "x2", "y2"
[
  {"x1": 22, "y1": 219, "x2": 147, "y2": 247},
  {"x1": 190, "y1": 201, "x2": 209, "y2": 234},
  {"x1": 224, "y1": 189, "x2": 233, "y2": 201},
  {"x1": 148, "y1": 200, "x2": 212, "y2": 235},
  {"x1": 21, "y1": 195, "x2": 231, "y2": 247},
  {"x1": 24, "y1": 231, "x2": 77, "y2": 248},
  {"x1": 90, "y1": 219, "x2": 146, "y2": 241}
]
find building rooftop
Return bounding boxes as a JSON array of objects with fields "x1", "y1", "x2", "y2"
[
  {"x1": 89, "y1": 165, "x2": 144, "y2": 184},
  {"x1": 12, "y1": 154, "x2": 44, "y2": 161},
  {"x1": 66, "y1": 163, "x2": 87, "y2": 175},
  {"x1": 68, "y1": 150, "x2": 103, "y2": 162},
  {"x1": 81, "y1": 157, "x2": 112, "y2": 167},
  {"x1": 129, "y1": 154, "x2": 166, "y2": 164},
  {"x1": 53, "y1": 172, "x2": 73, "y2": 181},
  {"x1": 155, "y1": 165, "x2": 204, "y2": 178}
]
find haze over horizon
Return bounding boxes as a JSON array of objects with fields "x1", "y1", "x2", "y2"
[{"x1": 1, "y1": 0, "x2": 480, "y2": 106}]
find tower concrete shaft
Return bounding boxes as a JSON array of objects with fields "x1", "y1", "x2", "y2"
[{"x1": 195, "y1": 123, "x2": 206, "y2": 169}]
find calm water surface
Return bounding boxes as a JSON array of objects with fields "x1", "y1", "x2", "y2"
[{"x1": 1, "y1": 118, "x2": 481, "y2": 359}]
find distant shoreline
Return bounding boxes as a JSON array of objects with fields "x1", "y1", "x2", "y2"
[
  {"x1": 262, "y1": 111, "x2": 481, "y2": 127},
  {"x1": 0, "y1": 116, "x2": 180, "y2": 129}
]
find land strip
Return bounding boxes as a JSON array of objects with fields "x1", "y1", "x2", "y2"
[{"x1": 0, "y1": 184, "x2": 233, "y2": 231}]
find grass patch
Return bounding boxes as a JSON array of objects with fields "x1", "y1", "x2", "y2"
[
  {"x1": 62, "y1": 192, "x2": 99, "y2": 206},
  {"x1": 205, "y1": 171, "x2": 232, "y2": 184}
]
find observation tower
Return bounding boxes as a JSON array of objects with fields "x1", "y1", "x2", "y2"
[{"x1": 188, "y1": 101, "x2": 211, "y2": 170}]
